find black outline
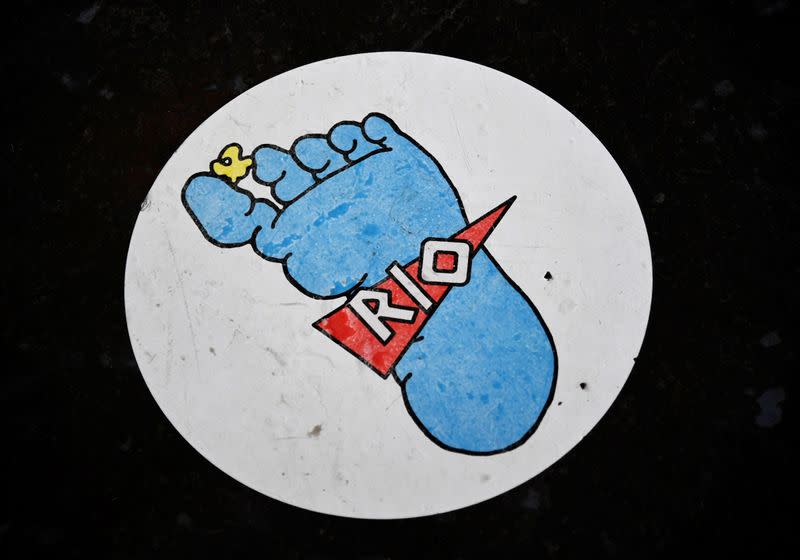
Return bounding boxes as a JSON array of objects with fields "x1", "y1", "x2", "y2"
[{"x1": 180, "y1": 112, "x2": 558, "y2": 456}]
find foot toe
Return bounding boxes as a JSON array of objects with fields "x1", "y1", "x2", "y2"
[
  {"x1": 328, "y1": 121, "x2": 384, "y2": 161},
  {"x1": 252, "y1": 145, "x2": 315, "y2": 203},
  {"x1": 291, "y1": 135, "x2": 348, "y2": 179},
  {"x1": 362, "y1": 113, "x2": 404, "y2": 145}
]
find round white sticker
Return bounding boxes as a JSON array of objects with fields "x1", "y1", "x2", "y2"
[{"x1": 125, "y1": 52, "x2": 652, "y2": 518}]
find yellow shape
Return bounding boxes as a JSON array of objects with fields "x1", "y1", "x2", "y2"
[{"x1": 211, "y1": 144, "x2": 253, "y2": 184}]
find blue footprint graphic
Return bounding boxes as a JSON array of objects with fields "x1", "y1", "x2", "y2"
[{"x1": 182, "y1": 113, "x2": 557, "y2": 455}]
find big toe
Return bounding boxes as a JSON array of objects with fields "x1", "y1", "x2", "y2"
[{"x1": 362, "y1": 113, "x2": 410, "y2": 149}]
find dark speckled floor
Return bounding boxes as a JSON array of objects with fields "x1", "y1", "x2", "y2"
[{"x1": 2, "y1": 1, "x2": 796, "y2": 557}]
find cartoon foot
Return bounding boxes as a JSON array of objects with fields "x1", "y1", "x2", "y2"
[{"x1": 181, "y1": 114, "x2": 556, "y2": 454}]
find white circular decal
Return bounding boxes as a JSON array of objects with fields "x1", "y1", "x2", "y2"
[{"x1": 125, "y1": 52, "x2": 652, "y2": 518}]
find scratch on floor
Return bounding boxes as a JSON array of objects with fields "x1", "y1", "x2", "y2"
[
  {"x1": 163, "y1": 228, "x2": 200, "y2": 383},
  {"x1": 451, "y1": 107, "x2": 472, "y2": 173},
  {"x1": 264, "y1": 346, "x2": 288, "y2": 367},
  {"x1": 385, "y1": 395, "x2": 402, "y2": 412}
]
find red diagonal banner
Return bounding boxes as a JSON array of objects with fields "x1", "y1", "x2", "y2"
[{"x1": 313, "y1": 197, "x2": 515, "y2": 377}]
